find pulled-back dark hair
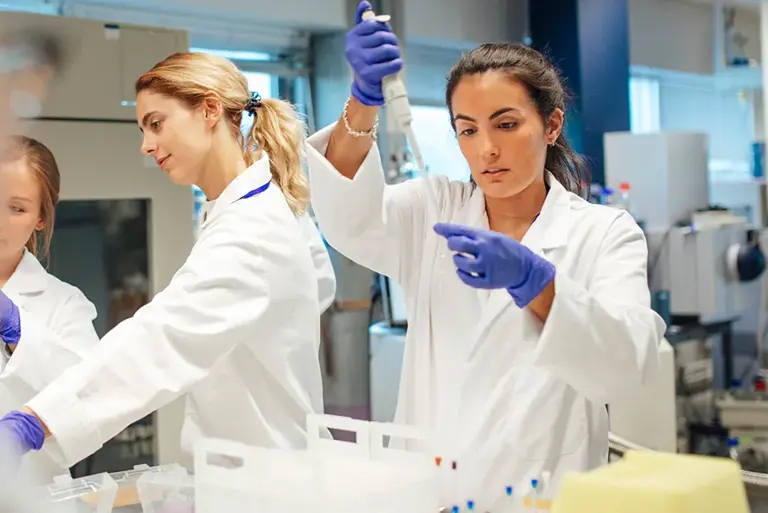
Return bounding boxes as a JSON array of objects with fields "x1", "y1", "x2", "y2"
[{"x1": 446, "y1": 42, "x2": 589, "y2": 196}]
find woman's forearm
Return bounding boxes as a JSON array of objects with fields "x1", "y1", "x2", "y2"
[{"x1": 325, "y1": 97, "x2": 379, "y2": 180}]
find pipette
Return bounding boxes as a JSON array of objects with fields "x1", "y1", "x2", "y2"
[{"x1": 360, "y1": 8, "x2": 442, "y2": 221}]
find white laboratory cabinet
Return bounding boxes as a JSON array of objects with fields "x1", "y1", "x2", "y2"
[{"x1": 0, "y1": 10, "x2": 188, "y2": 121}]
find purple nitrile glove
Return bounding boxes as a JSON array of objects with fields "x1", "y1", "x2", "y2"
[
  {"x1": 0, "y1": 411, "x2": 45, "y2": 458},
  {"x1": 0, "y1": 289, "x2": 20, "y2": 345},
  {"x1": 345, "y1": 0, "x2": 404, "y2": 106},
  {"x1": 433, "y1": 223, "x2": 556, "y2": 308}
]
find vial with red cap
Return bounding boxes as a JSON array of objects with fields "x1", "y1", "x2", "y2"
[
  {"x1": 615, "y1": 181, "x2": 632, "y2": 215},
  {"x1": 755, "y1": 375, "x2": 766, "y2": 392}
]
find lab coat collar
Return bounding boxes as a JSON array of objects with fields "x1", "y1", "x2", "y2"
[
  {"x1": 535, "y1": 171, "x2": 572, "y2": 252},
  {"x1": 3, "y1": 250, "x2": 48, "y2": 296},
  {"x1": 203, "y1": 154, "x2": 273, "y2": 223},
  {"x1": 467, "y1": 172, "x2": 573, "y2": 347}
]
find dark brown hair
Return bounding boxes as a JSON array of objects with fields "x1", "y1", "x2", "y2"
[
  {"x1": 4, "y1": 136, "x2": 60, "y2": 259},
  {"x1": 446, "y1": 42, "x2": 589, "y2": 196}
]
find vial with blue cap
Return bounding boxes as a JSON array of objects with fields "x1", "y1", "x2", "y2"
[{"x1": 728, "y1": 437, "x2": 740, "y2": 462}]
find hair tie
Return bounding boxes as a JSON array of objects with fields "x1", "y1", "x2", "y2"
[{"x1": 245, "y1": 92, "x2": 262, "y2": 117}]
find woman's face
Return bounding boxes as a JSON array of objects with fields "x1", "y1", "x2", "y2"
[
  {"x1": 0, "y1": 157, "x2": 43, "y2": 260},
  {"x1": 451, "y1": 71, "x2": 563, "y2": 199},
  {"x1": 137, "y1": 90, "x2": 215, "y2": 187}
]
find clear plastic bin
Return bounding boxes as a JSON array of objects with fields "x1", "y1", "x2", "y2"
[
  {"x1": 195, "y1": 414, "x2": 439, "y2": 513},
  {"x1": 109, "y1": 463, "x2": 189, "y2": 512},
  {"x1": 33, "y1": 472, "x2": 118, "y2": 513},
  {"x1": 136, "y1": 467, "x2": 194, "y2": 513}
]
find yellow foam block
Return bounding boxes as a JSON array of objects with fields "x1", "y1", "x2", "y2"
[{"x1": 552, "y1": 451, "x2": 749, "y2": 513}]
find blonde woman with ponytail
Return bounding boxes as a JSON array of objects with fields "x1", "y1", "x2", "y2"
[{"x1": 0, "y1": 52, "x2": 333, "y2": 468}]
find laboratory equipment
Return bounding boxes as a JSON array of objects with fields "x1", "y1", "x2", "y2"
[
  {"x1": 666, "y1": 214, "x2": 764, "y2": 322},
  {"x1": 360, "y1": 7, "x2": 441, "y2": 220},
  {"x1": 552, "y1": 450, "x2": 749, "y2": 513},
  {"x1": 604, "y1": 131, "x2": 709, "y2": 233}
]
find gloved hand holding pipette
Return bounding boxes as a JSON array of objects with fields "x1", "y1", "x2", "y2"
[
  {"x1": 345, "y1": 1, "x2": 403, "y2": 107},
  {"x1": 343, "y1": 1, "x2": 442, "y2": 218}
]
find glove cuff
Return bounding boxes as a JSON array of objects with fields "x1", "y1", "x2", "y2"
[
  {"x1": 507, "y1": 257, "x2": 556, "y2": 308},
  {"x1": 4, "y1": 411, "x2": 45, "y2": 452},
  {"x1": 351, "y1": 81, "x2": 385, "y2": 107},
  {"x1": 0, "y1": 300, "x2": 20, "y2": 345}
]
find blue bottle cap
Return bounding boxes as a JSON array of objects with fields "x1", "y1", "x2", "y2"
[
  {"x1": 505, "y1": 486, "x2": 513, "y2": 496},
  {"x1": 466, "y1": 500, "x2": 475, "y2": 511},
  {"x1": 531, "y1": 479, "x2": 539, "y2": 489},
  {"x1": 728, "y1": 437, "x2": 739, "y2": 447},
  {"x1": 451, "y1": 505, "x2": 459, "y2": 513}
]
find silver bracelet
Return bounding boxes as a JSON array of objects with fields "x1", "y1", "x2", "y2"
[{"x1": 343, "y1": 97, "x2": 379, "y2": 139}]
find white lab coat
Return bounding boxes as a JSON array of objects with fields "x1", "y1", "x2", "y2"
[
  {"x1": 306, "y1": 124, "x2": 666, "y2": 507},
  {"x1": 26, "y1": 155, "x2": 326, "y2": 467},
  {"x1": 0, "y1": 250, "x2": 99, "y2": 483},
  {"x1": 298, "y1": 213, "x2": 336, "y2": 313}
]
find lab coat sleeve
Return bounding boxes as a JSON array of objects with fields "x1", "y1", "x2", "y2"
[
  {"x1": 305, "y1": 123, "x2": 435, "y2": 282},
  {"x1": 533, "y1": 211, "x2": 666, "y2": 405},
  {"x1": 25, "y1": 212, "x2": 275, "y2": 467},
  {"x1": 1, "y1": 290, "x2": 99, "y2": 394},
  {"x1": 298, "y1": 212, "x2": 337, "y2": 313}
]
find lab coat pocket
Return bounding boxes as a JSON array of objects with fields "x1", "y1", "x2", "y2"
[{"x1": 512, "y1": 371, "x2": 587, "y2": 462}]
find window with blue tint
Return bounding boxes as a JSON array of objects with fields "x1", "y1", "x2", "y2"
[
  {"x1": 410, "y1": 105, "x2": 470, "y2": 182},
  {"x1": 189, "y1": 47, "x2": 273, "y2": 62},
  {"x1": 629, "y1": 76, "x2": 661, "y2": 133}
]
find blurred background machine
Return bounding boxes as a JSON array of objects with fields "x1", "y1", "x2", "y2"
[{"x1": 605, "y1": 131, "x2": 768, "y2": 469}]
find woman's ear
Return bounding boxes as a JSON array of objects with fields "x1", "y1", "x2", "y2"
[
  {"x1": 547, "y1": 108, "x2": 564, "y2": 145},
  {"x1": 201, "y1": 92, "x2": 223, "y2": 128},
  {"x1": 35, "y1": 219, "x2": 44, "y2": 231}
]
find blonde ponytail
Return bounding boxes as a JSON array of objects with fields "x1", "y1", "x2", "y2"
[{"x1": 245, "y1": 98, "x2": 309, "y2": 216}]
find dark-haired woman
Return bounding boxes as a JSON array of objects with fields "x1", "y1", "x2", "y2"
[{"x1": 305, "y1": 0, "x2": 666, "y2": 506}]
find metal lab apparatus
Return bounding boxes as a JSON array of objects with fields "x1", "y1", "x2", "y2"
[{"x1": 667, "y1": 220, "x2": 759, "y2": 322}]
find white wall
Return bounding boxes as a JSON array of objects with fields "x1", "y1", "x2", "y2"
[
  {"x1": 404, "y1": 0, "x2": 526, "y2": 47},
  {"x1": 630, "y1": 0, "x2": 716, "y2": 74},
  {"x1": 629, "y1": 0, "x2": 760, "y2": 74},
  {"x1": 70, "y1": 0, "x2": 347, "y2": 30}
]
